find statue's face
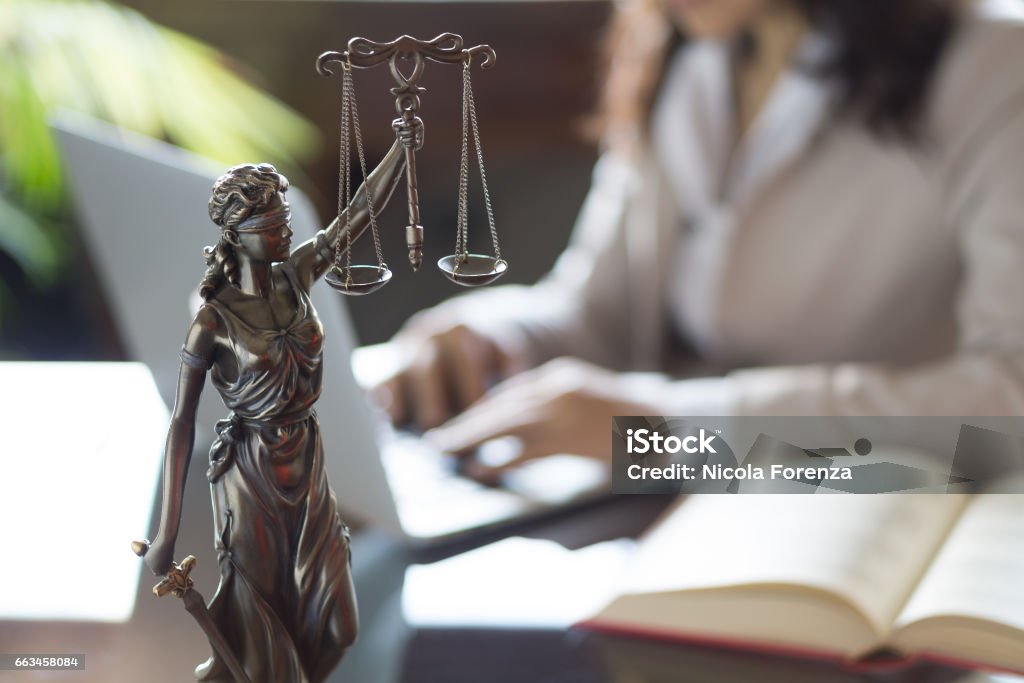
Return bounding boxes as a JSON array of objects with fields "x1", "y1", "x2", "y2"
[
  {"x1": 235, "y1": 193, "x2": 293, "y2": 263},
  {"x1": 661, "y1": 0, "x2": 769, "y2": 39}
]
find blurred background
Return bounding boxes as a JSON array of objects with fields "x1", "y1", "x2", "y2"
[{"x1": 0, "y1": 0, "x2": 608, "y2": 360}]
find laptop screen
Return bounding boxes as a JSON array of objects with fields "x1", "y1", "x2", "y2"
[{"x1": 0, "y1": 362, "x2": 166, "y2": 621}]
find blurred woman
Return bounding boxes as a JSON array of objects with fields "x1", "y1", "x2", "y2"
[{"x1": 376, "y1": 0, "x2": 1024, "y2": 481}]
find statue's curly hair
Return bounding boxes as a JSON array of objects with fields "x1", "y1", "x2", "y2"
[{"x1": 199, "y1": 163, "x2": 290, "y2": 300}]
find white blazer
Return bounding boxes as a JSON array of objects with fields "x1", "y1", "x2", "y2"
[{"x1": 443, "y1": 3, "x2": 1024, "y2": 417}]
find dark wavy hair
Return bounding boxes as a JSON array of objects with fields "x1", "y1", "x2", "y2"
[
  {"x1": 594, "y1": 0, "x2": 957, "y2": 151},
  {"x1": 200, "y1": 163, "x2": 289, "y2": 300}
]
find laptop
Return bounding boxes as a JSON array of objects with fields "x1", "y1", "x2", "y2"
[{"x1": 53, "y1": 113, "x2": 609, "y2": 545}]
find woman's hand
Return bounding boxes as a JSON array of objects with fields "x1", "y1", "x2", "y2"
[
  {"x1": 423, "y1": 357, "x2": 660, "y2": 483},
  {"x1": 373, "y1": 313, "x2": 518, "y2": 430}
]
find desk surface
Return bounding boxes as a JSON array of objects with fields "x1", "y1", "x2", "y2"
[
  {"x1": 401, "y1": 627, "x2": 1024, "y2": 683},
  {"x1": 3, "y1": 486, "x2": 1020, "y2": 683}
]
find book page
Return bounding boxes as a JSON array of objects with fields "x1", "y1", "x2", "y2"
[
  {"x1": 619, "y1": 494, "x2": 967, "y2": 634},
  {"x1": 893, "y1": 493, "x2": 1024, "y2": 645}
]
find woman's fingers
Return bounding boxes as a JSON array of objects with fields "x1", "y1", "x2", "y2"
[
  {"x1": 407, "y1": 343, "x2": 451, "y2": 429},
  {"x1": 424, "y1": 393, "x2": 538, "y2": 457},
  {"x1": 425, "y1": 358, "x2": 635, "y2": 477},
  {"x1": 425, "y1": 389, "x2": 555, "y2": 485},
  {"x1": 457, "y1": 436, "x2": 555, "y2": 485},
  {"x1": 372, "y1": 321, "x2": 508, "y2": 429},
  {"x1": 441, "y1": 325, "x2": 491, "y2": 412},
  {"x1": 425, "y1": 362, "x2": 562, "y2": 458},
  {"x1": 371, "y1": 374, "x2": 407, "y2": 425}
]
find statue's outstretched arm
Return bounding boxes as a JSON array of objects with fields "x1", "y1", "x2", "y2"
[
  {"x1": 292, "y1": 119, "x2": 423, "y2": 288},
  {"x1": 144, "y1": 309, "x2": 216, "y2": 576}
]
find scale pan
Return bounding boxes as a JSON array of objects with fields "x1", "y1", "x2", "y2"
[
  {"x1": 438, "y1": 254, "x2": 508, "y2": 287},
  {"x1": 324, "y1": 265, "x2": 392, "y2": 296}
]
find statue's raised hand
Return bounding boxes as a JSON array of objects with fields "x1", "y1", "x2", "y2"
[{"x1": 393, "y1": 116, "x2": 424, "y2": 151}]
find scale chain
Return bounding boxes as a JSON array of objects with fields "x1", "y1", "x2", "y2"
[
  {"x1": 466, "y1": 59, "x2": 500, "y2": 260},
  {"x1": 456, "y1": 59, "x2": 501, "y2": 261},
  {"x1": 455, "y1": 62, "x2": 470, "y2": 258},
  {"x1": 336, "y1": 63, "x2": 352, "y2": 276},
  {"x1": 335, "y1": 60, "x2": 387, "y2": 288},
  {"x1": 347, "y1": 64, "x2": 386, "y2": 270}
]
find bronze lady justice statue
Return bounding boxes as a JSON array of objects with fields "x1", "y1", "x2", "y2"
[{"x1": 141, "y1": 121, "x2": 421, "y2": 682}]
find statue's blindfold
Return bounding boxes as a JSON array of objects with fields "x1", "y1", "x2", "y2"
[{"x1": 236, "y1": 205, "x2": 290, "y2": 233}]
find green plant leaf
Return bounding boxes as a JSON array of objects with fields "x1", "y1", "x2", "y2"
[
  {"x1": 0, "y1": 194, "x2": 62, "y2": 287},
  {"x1": 0, "y1": 0, "x2": 322, "y2": 306}
]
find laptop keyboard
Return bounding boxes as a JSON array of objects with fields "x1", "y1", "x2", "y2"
[
  {"x1": 382, "y1": 431, "x2": 610, "y2": 506},
  {"x1": 382, "y1": 431, "x2": 491, "y2": 498}
]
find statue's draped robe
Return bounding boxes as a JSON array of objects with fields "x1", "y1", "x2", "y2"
[{"x1": 193, "y1": 262, "x2": 356, "y2": 683}]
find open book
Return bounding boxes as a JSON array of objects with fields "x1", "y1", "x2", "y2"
[{"x1": 580, "y1": 493, "x2": 1024, "y2": 675}]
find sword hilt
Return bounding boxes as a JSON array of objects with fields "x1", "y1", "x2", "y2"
[
  {"x1": 154, "y1": 556, "x2": 196, "y2": 598},
  {"x1": 131, "y1": 540, "x2": 251, "y2": 682},
  {"x1": 131, "y1": 539, "x2": 196, "y2": 598}
]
